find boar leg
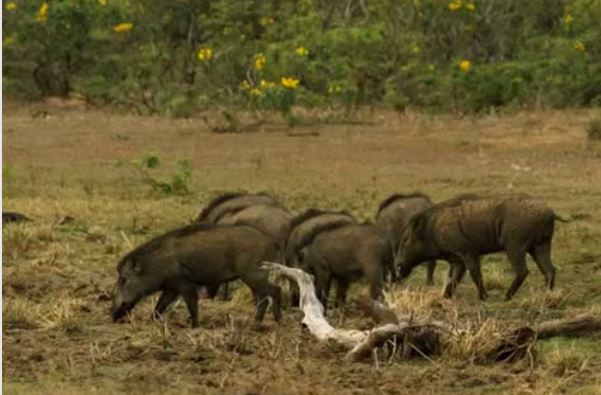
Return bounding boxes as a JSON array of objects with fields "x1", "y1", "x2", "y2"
[
  {"x1": 153, "y1": 289, "x2": 180, "y2": 320},
  {"x1": 529, "y1": 239, "x2": 556, "y2": 290},
  {"x1": 289, "y1": 281, "x2": 300, "y2": 307},
  {"x1": 505, "y1": 249, "x2": 529, "y2": 301},
  {"x1": 443, "y1": 260, "x2": 466, "y2": 298},
  {"x1": 425, "y1": 260, "x2": 437, "y2": 286},
  {"x1": 178, "y1": 282, "x2": 199, "y2": 328},
  {"x1": 241, "y1": 270, "x2": 282, "y2": 322},
  {"x1": 335, "y1": 278, "x2": 350, "y2": 307},
  {"x1": 460, "y1": 253, "x2": 488, "y2": 300},
  {"x1": 314, "y1": 270, "x2": 332, "y2": 311}
]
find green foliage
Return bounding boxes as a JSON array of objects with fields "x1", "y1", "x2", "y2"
[
  {"x1": 586, "y1": 116, "x2": 601, "y2": 141},
  {"x1": 118, "y1": 151, "x2": 193, "y2": 195},
  {"x1": 3, "y1": 0, "x2": 601, "y2": 113}
]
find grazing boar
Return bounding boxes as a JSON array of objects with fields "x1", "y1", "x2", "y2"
[
  {"x1": 111, "y1": 223, "x2": 281, "y2": 328},
  {"x1": 196, "y1": 192, "x2": 282, "y2": 224},
  {"x1": 285, "y1": 208, "x2": 357, "y2": 269},
  {"x1": 284, "y1": 208, "x2": 357, "y2": 305},
  {"x1": 2, "y1": 211, "x2": 32, "y2": 224},
  {"x1": 397, "y1": 195, "x2": 562, "y2": 301},
  {"x1": 218, "y1": 205, "x2": 293, "y2": 254},
  {"x1": 196, "y1": 192, "x2": 292, "y2": 300},
  {"x1": 376, "y1": 193, "x2": 437, "y2": 284},
  {"x1": 298, "y1": 222, "x2": 394, "y2": 310}
]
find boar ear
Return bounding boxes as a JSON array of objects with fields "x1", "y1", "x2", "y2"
[
  {"x1": 410, "y1": 215, "x2": 427, "y2": 237},
  {"x1": 130, "y1": 259, "x2": 143, "y2": 274}
]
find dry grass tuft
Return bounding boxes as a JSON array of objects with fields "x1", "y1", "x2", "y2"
[
  {"x1": 545, "y1": 346, "x2": 588, "y2": 376},
  {"x1": 2, "y1": 296, "x2": 40, "y2": 329},
  {"x1": 444, "y1": 318, "x2": 507, "y2": 361},
  {"x1": 483, "y1": 266, "x2": 507, "y2": 291},
  {"x1": 38, "y1": 296, "x2": 86, "y2": 333},
  {"x1": 521, "y1": 289, "x2": 571, "y2": 311}
]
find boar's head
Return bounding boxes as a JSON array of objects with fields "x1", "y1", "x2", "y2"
[
  {"x1": 397, "y1": 215, "x2": 430, "y2": 279},
  {"x1": 111, "y1": 256, "x2": 160, "y2": 322}
]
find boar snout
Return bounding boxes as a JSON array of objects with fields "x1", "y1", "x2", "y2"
[{"x1": 111, "y1": 293, "x2": 135, "y2": 322}]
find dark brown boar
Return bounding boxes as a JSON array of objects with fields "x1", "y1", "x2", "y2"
[
  {"x1": 299, "y1": 222, "x2": 394, "y2": 310},
  {"x1": 111, "y1": 223, "x2": 281, "y2": 328},
  {"x1": 219, "y1": 205, "x2": 293, "y2": 254},
  {"x1": 195, "y1": 192, "x2": 292, "y2": 300},
  {"x1": 196, "y1": 192, "x2": 282, "y2": 224},
  {"x1": 284, "y1": 208, "x2": 357, "y2": 305},
  {"x1": 397, "y1": 196, "x2": 561, "y2": 301},
  {"x1": 376, "y1": 193, "x2": 437, "y2": 284}
]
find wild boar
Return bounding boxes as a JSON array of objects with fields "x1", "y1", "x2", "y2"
[
  {"x1": 285, "y1": 208, "x2": 357, "y2": 268},
  {"x1": 111, "y1": 223, "x2": 281, "y2": 328},
  {"x1": 195, "y1": 192, "x2": 292, "y2": 300},
  {"x1": 284, "y1": 208, "x2": 357, "y2": 305},
  {"x1": 298, "y1": 222, "x2": 394, "y2": 310},
  {"x1": 2, "y1": 211, "x2": 31, "y2": 224},
  {"x1": 196, "y1": 192, "x2": 282, "y2": 224},
  {"x1": 218, "y1": 205, "x2": 293, "y2": 255},
  {"x1": 376, "y1": 193, "x2": 437, "y2": 284},
  {"x1": 397, "y1": 195, "x2": 562, "y2": 301}
]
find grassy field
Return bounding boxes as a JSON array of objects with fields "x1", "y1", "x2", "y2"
[{"x1": 3, "y1": 101, "x2": 601, "y2": 394}]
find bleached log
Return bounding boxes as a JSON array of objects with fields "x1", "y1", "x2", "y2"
[
  {"x1": 261, "y1": 262, "x2": 445, "y2": 361},
  {"x1": 262, "y1": 262, "x2": 601, "y2": 364},
  {"x1": 261, "y1": 262, "x2": 366, "y2": 346}
]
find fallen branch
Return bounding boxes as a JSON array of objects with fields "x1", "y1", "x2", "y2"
[
  {"x1": 535, "y1": 314, "x2": 601, "y2": 339},
  {"x1": 261, "y1": 261, "x2": 365, "y2": 347},
  {"x1": 261, "y1": 262, "x2": 601, "y2": 364}
]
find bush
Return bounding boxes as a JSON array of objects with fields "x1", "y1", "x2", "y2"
[
  {"x1": 3, "y1": 0, "x2": 601, "y2": 114},
  {"x1": 586, "y1": 117, "x2": 601, "y2": 141},
  {"x1": 117, "y1": 151, "x2": 193, "y2": 195}
]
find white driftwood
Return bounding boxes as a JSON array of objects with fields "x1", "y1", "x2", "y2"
[
  {"x1": 262, "y1": 261, "x2": 366, "y2": 346},
  {"x1": 262, "y1": 262, "x2": 444, "y2": 361},
  {"x1": 262, "y1": 262, "x2": 601, "y2": 363}
]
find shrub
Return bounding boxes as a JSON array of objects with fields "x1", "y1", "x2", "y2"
[
  {"x1": 3, "y1": 0, "x2": 601, "y2": 114},
  {"x1": 117, "y1": 151, "x2": 194, "y2": 196},
  {"x1": 586, "y1": 117, "x2": 601, "y2": 140}
]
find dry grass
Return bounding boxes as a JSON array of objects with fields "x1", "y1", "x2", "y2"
[
  {"x1": 3, "y1": 105, "x2": 601, "y2": 394},
  {"x1": 2, "y1": 296, "x2": 39, "y2": 330}
]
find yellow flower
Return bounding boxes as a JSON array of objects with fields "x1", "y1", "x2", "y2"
[
  {"x1": 3, "y1": 35, "x2": 16, "y2": 46},
  {"x1": 428, "y1": 64, "x2": 435, "y2": 72},
  {"x1": 563, "y1": 14, "x2": 574, "y2": 25},
  {"x1": 254, "y1": 53, "x2": 266, "y2": 71},
  {"x1": 36, "y1": 2, "x2": 48, "y2": 23},
  {"x1": 5, "y1": 2, "x2": 17, "y2": 10},
  {"x1": 574, "y1": 41, "x2": 586, "y2": 52},
  {"x1": 98, "y1": 0, "x2": 107, "y2": 5},
  {"x1": 459, "y1": 60, "x2": 471, "y2": 72},
  {"x1": 249, "y1": 88, "x2": 261, "y2": 96},
  {"x1": 113, "y1": 22, "x2": 133, "y2": 33},
  {"x1": 448, "y1": 0, "x2": 461, "y2": 11},
  {"x1": 260, "y1": 79, "x2": 276, "y2": 89},
  {"x1": 259, "y1": 16, "x2": 274, "y2": 26},
  {"x1": 465, "y1": 2, "x2": 475, "y2": 11},
  {"x1": 239, "y1": 80, "x2": 251, "y2": 90},
  {"x1": 295, "y1": 47, "x2": 309, "y2": 57},
  {"x1": 197, "y1": 48, "x2": 213, "y2": 61},
  {"x1": 281, "y1": 76, "x2": 300, "y2": 89},
  {"x1": 327, "y1": 83, "x2": 342, "y2": 94}
]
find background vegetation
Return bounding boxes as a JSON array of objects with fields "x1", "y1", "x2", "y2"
[{"x1": 3, "y1": 0, "x2": 601, "y2": 116}]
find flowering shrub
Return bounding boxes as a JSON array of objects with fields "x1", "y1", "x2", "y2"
[{"x1": 2, "y1": 0, "x2": 601, "y2": 114}]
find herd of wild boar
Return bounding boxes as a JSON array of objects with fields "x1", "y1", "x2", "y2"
[{"x1": 106, "y1": 192, "x2": 565, "y2": 328}]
